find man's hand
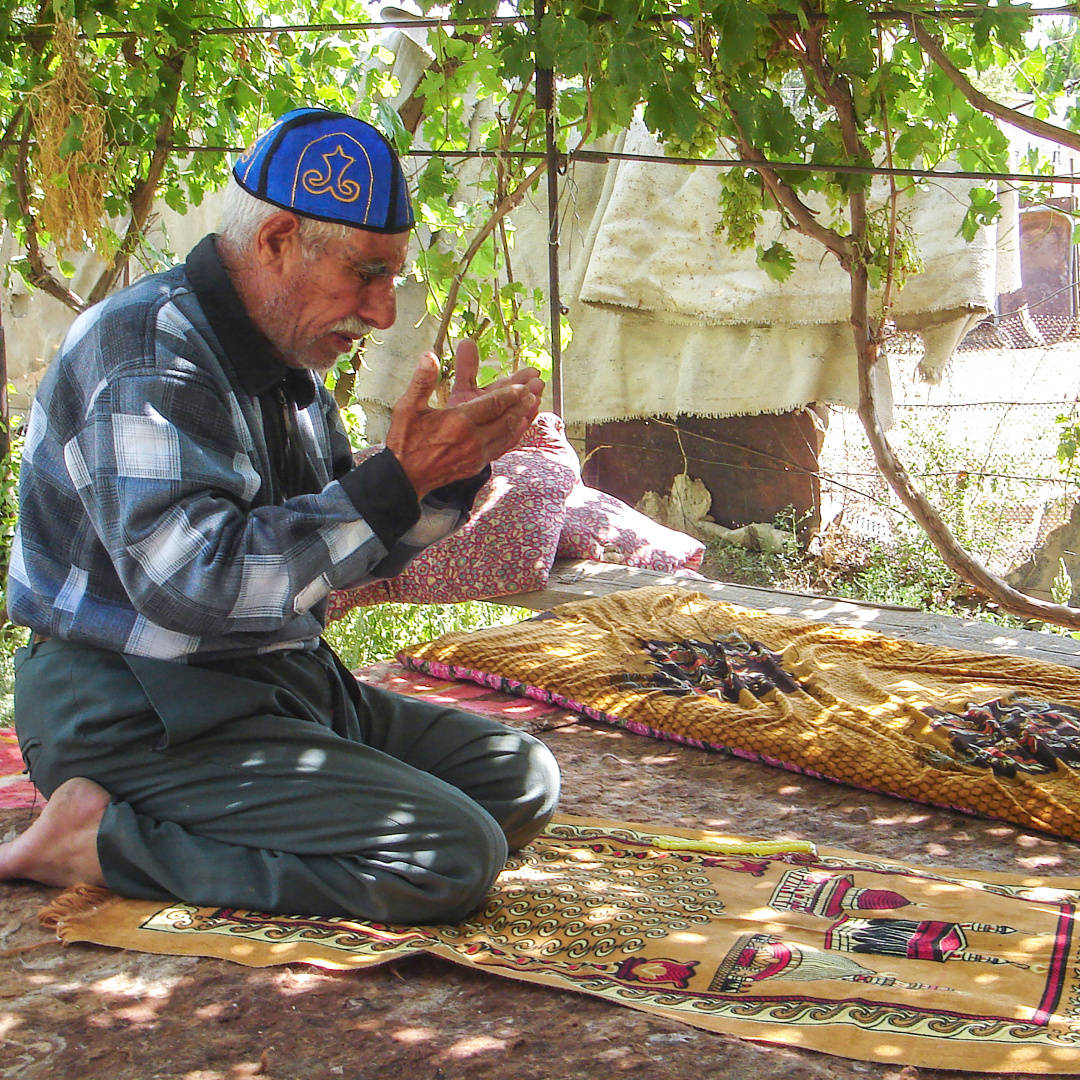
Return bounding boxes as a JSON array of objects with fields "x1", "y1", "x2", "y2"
[
  {"x1": 445, "y1": 339, "x2": 544, "y2": 409},
  {"x1": 385, "y1": 341, "x2": 543, "y2": 499}
]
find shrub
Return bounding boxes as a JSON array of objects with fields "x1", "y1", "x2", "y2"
[{"x1": 322, "y1": 600, "x2": 531, "y2": 672}]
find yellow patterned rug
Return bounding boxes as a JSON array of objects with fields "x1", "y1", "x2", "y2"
[
  {"x1": 41, "y1": 815, "x2": 1080, "y2": 1073},
  {"x1": 400, "y1": 586, "x2": 1080, "y2": 841}
]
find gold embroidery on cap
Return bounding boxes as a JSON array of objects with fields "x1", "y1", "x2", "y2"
[
  {"x1": 236, "y1": 125, "x2": 279, "y2": 185},
  {"x1": 293, "y1": 134, "x2": 375, "y2": 218}
]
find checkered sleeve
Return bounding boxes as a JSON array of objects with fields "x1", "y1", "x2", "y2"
[
  {"x1": 66, "y1": 366, "x2": 435, "y2": 636},
  {"x1": 10, "y1": 275, "x2": 484, "y2": 658}
]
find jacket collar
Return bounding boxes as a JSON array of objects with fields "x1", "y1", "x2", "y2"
[{"x1": 185, "y1": 234, "x2": 316, "y2": 407}]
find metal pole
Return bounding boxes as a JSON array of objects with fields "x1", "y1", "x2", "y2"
[
  {"x1": 1072, "y1": 157, "x2": 1078, "y2": 326},
  {"x1": 534, "y1": 3, "x2": 563, "y2": 416}
]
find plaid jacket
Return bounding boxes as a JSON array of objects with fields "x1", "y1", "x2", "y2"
[{"x1": 9, "y1": 236, "x2": 484, "y2": 662}]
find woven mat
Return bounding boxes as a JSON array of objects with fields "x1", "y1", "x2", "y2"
[
  {"x1": 42, "y1": 814, "x2": 1080, "y2": 1073},
  {"x1": 400, "y1": 586, "x2": 1080, "y2": 841}
]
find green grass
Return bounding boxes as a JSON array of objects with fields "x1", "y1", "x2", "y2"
[
  {"x1": 322, "y1": 599, "x2": 532, "y2": 671},
  {"x1": 0, "y1": 626, "x2": 28, "y2": 728},
  {"x1": 703, "y1": 526, "x2": 1076, "y2": 638}
]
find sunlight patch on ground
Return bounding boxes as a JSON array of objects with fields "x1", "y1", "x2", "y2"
[
  {"x1": 440, "y1": 1034, "x2": 509, "y2": 1059},
  {"x1": 391, "y1": 1025, "x2": 437, "y2": 1044}
]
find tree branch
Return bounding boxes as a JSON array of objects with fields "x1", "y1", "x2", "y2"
[
  {"x1": 396, "y1": 22, "x2": 492, "y2": 135},
  {"x1": 807, "y1": 10, "x2": 1080, "y2": 630},
  {"x1": 876, "y1": 32, "x2": 901, "y2": 324},
  {"x1": 14, "y1": 118, "x2": 86, "y2": 312},
  {"x1": 430, "y1": 156, "x2": 548, "y2": 358},
  {"x1": 727, "y1": 121, "x2": 858, "y2": 270},
  {"x1": 428, "y1": 72, "x2": 600, "y2": 365},
  {"x1": 86, "y1": 50, "x2": 185, "y2": 306},
  {"x1": 5, "y1": 5, "x2": 89, "y2": 311},
  {"x1": 910, "y1": 16, "x2": 1080, "y2": 154},
  {"x1": 0, "y1": 0, "x2": 55, "y2": 148}
]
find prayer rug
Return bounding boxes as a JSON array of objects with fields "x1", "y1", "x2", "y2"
[
  {"x1": 41, "y1": 815, "x2": 1080, "y2": 1072},
  {"x1": 400, "y1": 586, "x2": 1080, "y2": 842}
]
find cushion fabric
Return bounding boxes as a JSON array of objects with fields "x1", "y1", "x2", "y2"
[
  {"x1": 558, "y1": 485, "x2": 705, "y2": 574},
  {"x1": 327, "y1": 423, "x2": 577, "y2": 615},
  {"x1": 325, "y1": 412, "x2": 705, "y2": 618}
]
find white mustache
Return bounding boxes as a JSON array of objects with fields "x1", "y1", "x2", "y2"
[{"x1": 330, "y1": 318, "x2": 374, "y2": 340}]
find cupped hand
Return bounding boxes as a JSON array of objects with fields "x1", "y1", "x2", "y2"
[
  {"x1": 445, "y1": 339, "x2": 545, "y2": 409},
  {"x1": 385, "y1": 349, "x2": 541, "y2": 499}
]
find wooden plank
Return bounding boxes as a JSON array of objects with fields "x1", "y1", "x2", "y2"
[{"x1": 500, "y1": 559, "x2": 1080, "y2": 670}]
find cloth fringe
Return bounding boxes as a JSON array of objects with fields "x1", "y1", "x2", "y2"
[{"x1": 39, "y1": 883, "x2": 118, "y2": 933}]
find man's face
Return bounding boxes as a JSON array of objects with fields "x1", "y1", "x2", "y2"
[{"x1": 263, "y1": 226, "x2": 411, "y2": 373}]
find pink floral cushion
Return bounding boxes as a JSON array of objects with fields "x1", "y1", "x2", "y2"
[
  {"x1": 515, "y1": 411, "x2": 581, "y2": 477},
  {"x1": 557, "y1": 484, "x2": 706, "y2": 574},
  {"x1": 325, "y1": 577, "x2": 390, "y2": 619},
  {"x1": 327, "y1": 420, "x2": 578, "y2": 617},
  {"x1": 520, "y1": 412, "x2": 703, "y2": 573},
  {"x1": 324, "y1": 412, "x2": 705, "y2": 620}
]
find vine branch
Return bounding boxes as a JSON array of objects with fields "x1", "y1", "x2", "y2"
[
  {"x1": 727, "y1": 125, "x2": 858, "y2": 269},
  {"x1": 86, "y1": 49, "x2": 187, "y2": 306},
  {"x1": 909, "y1": 17, "x2": 1080, "y2": 154},
  {"x1": 14, "y1": 117, "x2": 87, "y2": 311},
  {"x1": 810, "y1": 6, "x2": 1080, "y2": 630},
  {"x1": 430, "y1": 156, "x2": 549, "y2": 359}
]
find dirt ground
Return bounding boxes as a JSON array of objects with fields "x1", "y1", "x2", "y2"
[{"x1": 5, "y1": 709, "x2": 1080, "y2": 1080}]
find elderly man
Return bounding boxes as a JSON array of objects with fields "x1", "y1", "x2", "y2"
[{"x1": 0, "y1": 108, "x2": 560, "y2": 923}]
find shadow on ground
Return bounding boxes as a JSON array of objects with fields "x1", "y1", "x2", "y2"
[{"x1": 3, "y1": 719, "x2": 1079, "y2": 1080}]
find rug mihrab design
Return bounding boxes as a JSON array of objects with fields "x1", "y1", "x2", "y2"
[{"x1": 45, "y1": 816, "x2": 1080, "y2": 1073}]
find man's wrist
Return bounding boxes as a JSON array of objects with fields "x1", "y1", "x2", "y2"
[
  {"x1": 425, "y1": 465, "x2": 492, "y2": 511},
  {"x1": 339, "y1": 448, "x2": 421, "y2": 550}
]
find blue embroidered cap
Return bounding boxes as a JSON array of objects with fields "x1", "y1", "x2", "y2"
[{"x1": 233, "y1": 108, "x2": 414, "y2": 233}]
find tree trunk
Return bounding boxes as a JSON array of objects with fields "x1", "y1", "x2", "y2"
[{"x1": 852, "y1": 303, "x2": 1080, "y2": 630}]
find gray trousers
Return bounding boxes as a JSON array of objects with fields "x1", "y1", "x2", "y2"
[{"x1": 14, "y1": 637, "x2": 560, "y2": 923}]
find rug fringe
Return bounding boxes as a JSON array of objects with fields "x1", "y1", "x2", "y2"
[{"x1": 38, "y1": 883, "x2": 117, "y2": 931}]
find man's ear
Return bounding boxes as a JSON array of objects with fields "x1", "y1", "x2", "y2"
[{"x1": 252, "y1": 211, "x2": 303, "y2": 275}]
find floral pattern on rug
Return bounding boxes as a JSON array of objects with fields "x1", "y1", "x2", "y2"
[
  {"x1": 45, "y1": 816, "x2": 1080, "y2": 1074},
  {"x1": 924, "y1": 696, "x2": 1080, "y2": 778},
  {"x1": 616, "y1": 635, "x2": 806, "y2": 702}
]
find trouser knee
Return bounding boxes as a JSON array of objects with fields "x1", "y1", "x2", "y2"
[
  {"x1": 377, "y1": 808, "x2": 509, "y2": 926},
  {"x1": 499, "y1": 732, "x2": 561, "y2": 852},
  {"x1": 434, "y1": 825, "x2": 510, "y2": 924}
]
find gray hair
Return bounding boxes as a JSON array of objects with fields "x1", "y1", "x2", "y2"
[{"x1": 218, "y1": 177, "x2": 351, "y2": 256}]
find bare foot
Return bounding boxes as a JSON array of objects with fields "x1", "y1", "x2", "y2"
[{"x1": 0, "y1": 777, "x2": 109, "y2": 888}]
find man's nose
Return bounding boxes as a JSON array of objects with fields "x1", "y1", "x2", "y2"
[{"x1": 360, "y1": 279, "x2": 397, "y2": 330}]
